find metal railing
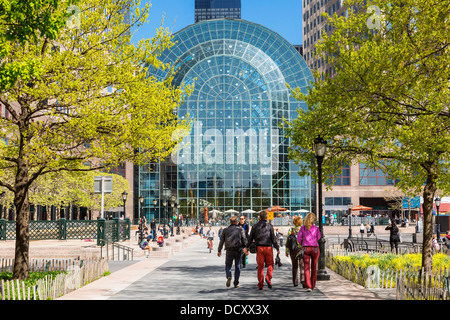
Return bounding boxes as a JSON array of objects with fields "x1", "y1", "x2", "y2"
[
  {"x1": 99, "y1": 239, "x2": 134, "y2": 261},
  {"x1": 0, "y1": 218, "x2": 130, "y2": 244}
]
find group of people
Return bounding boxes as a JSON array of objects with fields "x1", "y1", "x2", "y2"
[
  {"x1": 359, "y1": 223, "x2": 375, "y2": 236},
  {"x1": 216, "y1": 210, "x2": 322, "y2": 292}
]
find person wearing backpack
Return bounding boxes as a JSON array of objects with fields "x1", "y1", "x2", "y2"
[{"x1": 285, "y1": 216, "x2": 304, "y2": 287}]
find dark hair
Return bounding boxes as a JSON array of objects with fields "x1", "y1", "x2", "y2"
[
  {"x1": 230, "y1": 216, "x2": 238, "y2": 225},
  {"x1": 259, "y1": 210, "x2": 268, "y2": 221}
]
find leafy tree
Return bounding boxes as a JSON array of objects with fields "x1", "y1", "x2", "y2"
[
  {"x1": 0, "y1": 0, "x2": 191, "y2": 279},
  {"x1": 0, "y1": 0, "x2": 78, "y2": 91},
  {"x1": 286, "y1": 0, "x2": 449, "y2": 272}
]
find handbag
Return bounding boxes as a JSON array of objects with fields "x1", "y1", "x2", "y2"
[
  {"x1": 275, "y1": 253, "x2": 282, "y2": 267},
  {"x1": 249, "y1": 242, "x2": 257, "y2": 253},
  {"x1": 295, "y1": 226, "x2": 305, "y2": 260},
  {"x1": 296, "y1": 247, "x2": 305, "y2": 260}
]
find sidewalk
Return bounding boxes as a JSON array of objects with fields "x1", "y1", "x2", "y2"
[
  {"x1": 56, "y1": 234, "x2": 396, "y2": 301},
  {"x1": 0, "y1": 225, "x2": 406, "y2": 301}
]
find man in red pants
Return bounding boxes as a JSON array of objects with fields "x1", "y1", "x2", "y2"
[{"x1": 245, "y1": 210, "x2": 280, "y2": 290}]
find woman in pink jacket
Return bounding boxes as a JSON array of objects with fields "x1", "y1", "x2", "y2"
[{"x1": 297, "y1": 212, "x2": 321, "y2": 292}]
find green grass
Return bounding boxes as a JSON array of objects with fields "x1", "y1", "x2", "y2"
[{"x1": 0, "y1": 270, "x2": 67, "y2": 286}]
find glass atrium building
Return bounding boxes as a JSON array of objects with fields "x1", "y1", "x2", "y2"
[{"x1": 139, "y1": 19, "x2": 315, "y2": 222}]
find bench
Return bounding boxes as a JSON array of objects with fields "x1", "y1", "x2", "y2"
[{"x1": 346, "y1": 237, "x2": 420, "y2": 253}]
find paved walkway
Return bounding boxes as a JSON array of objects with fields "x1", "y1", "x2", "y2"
[{"x1": 57, "y1": 233, "x2": 396, "y2": 301}]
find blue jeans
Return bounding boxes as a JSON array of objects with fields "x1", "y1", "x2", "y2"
[{"x1": 225, "y1": 249, "x2": 243, "y2": 286}]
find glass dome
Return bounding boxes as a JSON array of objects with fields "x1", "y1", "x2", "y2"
[{"x1": 142, "y1": 19, "x2": 315, "y2": 221}]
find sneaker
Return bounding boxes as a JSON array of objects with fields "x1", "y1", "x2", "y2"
[
  {"x1": 234, "y1": 284, "x2": 239, "y2": 288},
  {"x1": 265, "y1": 278, "x2": 272, "y2": 289},
  {"x1": 306, "y1": 288, "x2": 312, "y2": 292},
  {"x1": 226, "y1": 277, "x2": 232, "y2": 287}
]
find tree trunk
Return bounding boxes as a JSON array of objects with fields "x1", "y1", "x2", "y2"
[
  {"x1": 421, "y1": 171, "x2": 437, "y2": 273},
  {"x1": 13, "y1": 159, "x2": 31, "y2": 280}
]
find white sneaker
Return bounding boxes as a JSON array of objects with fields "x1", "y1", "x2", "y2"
[{"x1": 306, "y1": 288, "x2": 312, "y2": 292}]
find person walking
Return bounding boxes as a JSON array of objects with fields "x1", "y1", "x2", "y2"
[
  {"x1": 385, "y1": 220, "x2": 399, "y2": 254},
  {"x1": 218, "y1": 216, "x2": 248, "y2": 288},
  {"x1": 245, "y1": 210, "x2": 280, "y2": 290},
  {"x1": 285, "y1": 216, "x2": 304, "y2": 287},
  {"x1": 297, "y1": 212, "x2": 321, "y2": 292},
  {"x1": 206, "y1": 226, "x2": 216, "y2": 252},
  {"x1": 238, "y1": 216, "x2": 250, "y2": 268},
  {"x1": 150, "y1": 219, "x2": 157, "y2": 242},
  {"x1": 360, "y1": 224, "x2": 365, "y2": 236}
]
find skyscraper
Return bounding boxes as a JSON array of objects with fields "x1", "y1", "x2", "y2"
[
  {"x1": 302, "y1": 0, "x2": 345, "y2": 77},
  {"x1": 195, "y1": 0, "x2": 241, "y2": 23}
]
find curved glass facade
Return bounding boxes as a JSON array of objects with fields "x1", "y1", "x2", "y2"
[{"x1": 140, "y1": 19, "x2": 315, "y2": 222}]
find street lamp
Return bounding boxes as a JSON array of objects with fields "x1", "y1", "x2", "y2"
[
  {"x1": 163, "y1": 198, "x2": 168, "y2": 238},
  {"x1": 347, "y1": 202, "x2": 353, "y2": 238},
  {"x1": 170, "y1": 201, "x2": 175, "y2": 236},
  {"x1": 121, "y1": 191, "x2": 128, "y2": 219},
  {"x1": 435, "y1": 196, "x2": 441, "y2": 242},
  {"x1": 138, "y1": 196, "x2": 144, "y2": 244},
  {"x1": 152, "y1": 198, "x2": 158, "y2": 241},
  {"x1": 314, "y1": 136, "x2": 330, "y2": 281}
]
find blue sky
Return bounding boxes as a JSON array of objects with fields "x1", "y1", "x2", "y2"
[{"x1": 132, "y1": 0, "x2": 303, "y2": 45}]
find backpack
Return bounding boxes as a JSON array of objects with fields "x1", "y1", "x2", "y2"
[{"x1": 286, "y1": 228, "x2": 299, "y2": 251}]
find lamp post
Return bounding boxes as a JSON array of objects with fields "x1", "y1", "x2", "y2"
[
  {"x1": 314, "y1": 136, "x2": 330, "y2": 281},
  {"x1": 347, "y1": 202, "x2": 353, "y2": 238},
  {"x1": 121, "y1": 191, "x2": 128, "y2": 219},
  {"x1": 152, "y1": 198, "x2": 158, "y2": 241},
  {"x1": 163, "y1": 198, "x2": 168, "y2": 238},
  {"x1": 138, "y1": 196, "x2": 144, "y2": 244},
  {"x1": 170, "y1": 201, "x2": 175, "y2": 236},
  {"x1": 435, "y1": 196, "x2": 441, "y2": 242}
]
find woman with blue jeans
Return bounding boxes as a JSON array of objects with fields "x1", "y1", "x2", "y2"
[{"x1": 297, "y1": 212, "x2": 321, "y2": 292}]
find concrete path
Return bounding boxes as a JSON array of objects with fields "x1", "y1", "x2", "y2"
[{"x1": 58, "y1": 236, "x2": 394, "y2": 301}]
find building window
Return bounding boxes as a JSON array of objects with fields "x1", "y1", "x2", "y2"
[
  {"x1": 359, "y1": 163, "x2": 395, "y2": 186},
  {"x1": 327, "y1": 163, "x2": 350, "y2": 186},
  {"x1": 325, "y1": 197, "x2": 352, "y2": 206}
]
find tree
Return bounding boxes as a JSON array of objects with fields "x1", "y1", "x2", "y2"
[
  {"x1": 0, "y1": 0, "x2": 78, "y2": 91},
  {"x1": 286, "y1": 0, "x2": 449, "y2": 272},
  {"x1": 0, "y1": 0, "x2": 191, "y2": 279}
]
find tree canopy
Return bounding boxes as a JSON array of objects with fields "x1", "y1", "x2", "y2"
[
  {"x1": 286, "y1": 0, "x2": 450, "y2": 271},
  {"x1": 0, "y1": 0, "x2": 191, "y2": 279}
]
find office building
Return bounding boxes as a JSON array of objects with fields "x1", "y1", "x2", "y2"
[{"x1": 195, "y1": 0, "x2": 241, "y2": 23}]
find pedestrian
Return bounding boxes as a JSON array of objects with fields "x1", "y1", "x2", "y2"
[
  {"x1": 151, "y1": 219, "x2": 157, "y2": 242},
  {"x1": 218, "y1": 216, "x2": 248, "y2": 288},
  {"x1": 245, "y1": 210, "x2": 280, "y2": 290},
  {"x1": 297, "y1": 212, "x2": 321, "y2": 292},
  {"x1": 385, "y1": 220, "x2": 399, "y2": 254},
  {"x1": 199, "y1": 225, "x2": 204, "y2": 238},
  {"x1": 285, "y1": 215, "x2": 304, "y2": 287},
  {"x1": 218, "y1": 226, "x2": 223, "y2": 240},
  {"x1": 433, "y1": 234, "x2": 440, "y2": 252},
  {"x1": 238, "y1": 216, "x2": 250, "y2": 268},
  {"x1": 360, "y1": 224, "x2": 365, "y2": 236},
  {"x1": 370, "y1": 222, "x2": 375, "y2": 235}
]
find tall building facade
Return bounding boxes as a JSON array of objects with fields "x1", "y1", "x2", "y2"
[
  {"x1": 302, "y1": 0, "x2": 409, "y2": 219},
  {"x1": 302, "y1": 0, "x2": 346, "y2": 77},
  {"x1": 195, "y1": 0, "x2": 241, "y2": 23},
  {"x1": 138, "y1": 19, "x2": 315, "y2": 222}
]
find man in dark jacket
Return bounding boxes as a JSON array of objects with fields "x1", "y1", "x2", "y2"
[
  {"x1": 218, "y1": 216, "x2": 248, "y2": 288},
  {"x1": 238, "y1": 215, "x2": 250, "y2": 268},
  {"x1": 245, "y1": 210, "x2": 280, "y2": 290}
]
